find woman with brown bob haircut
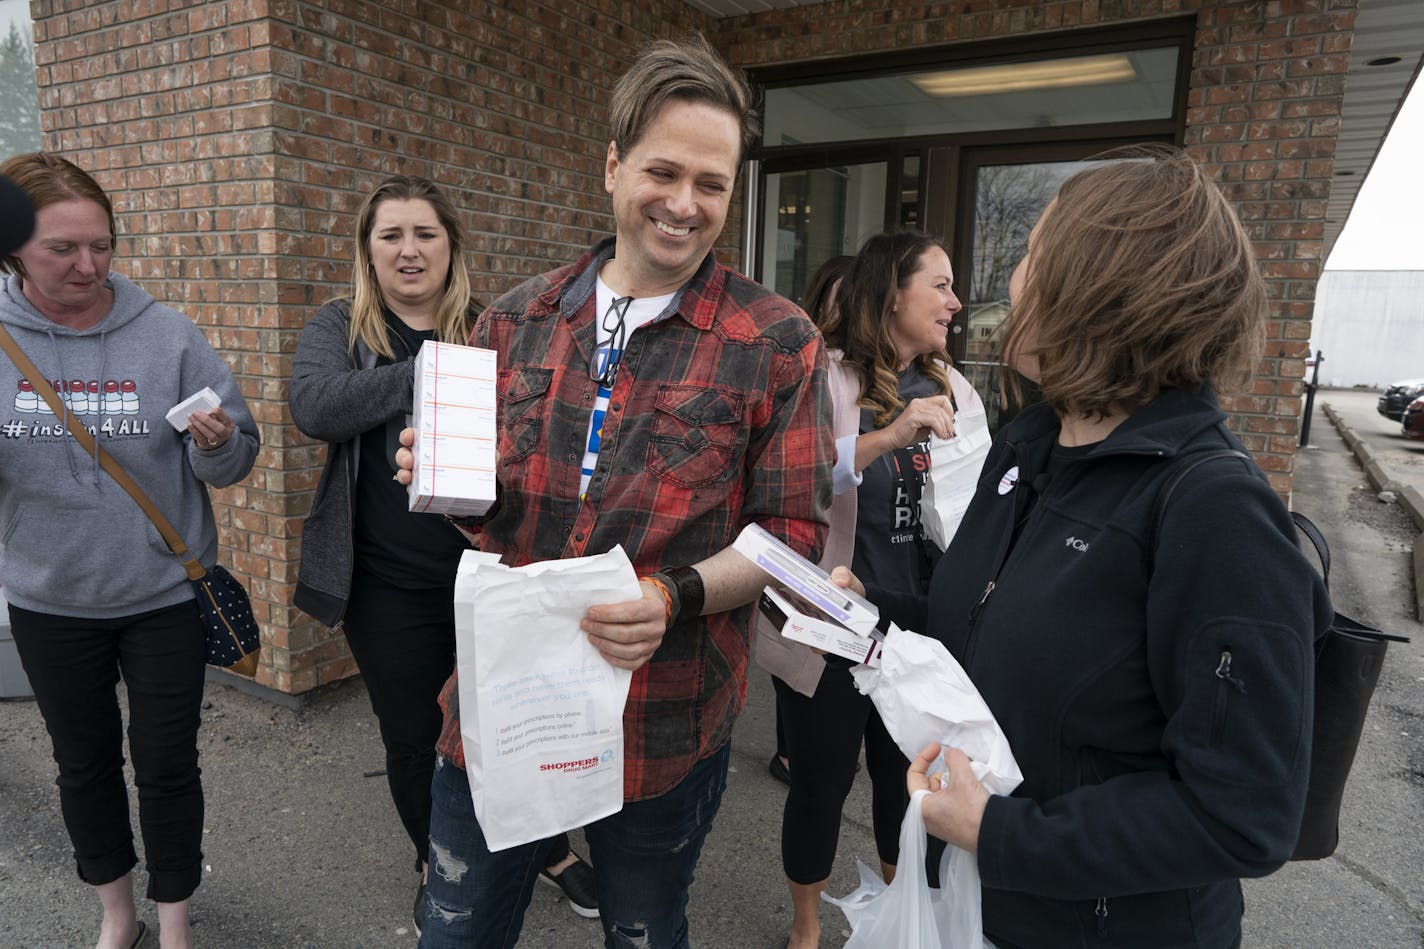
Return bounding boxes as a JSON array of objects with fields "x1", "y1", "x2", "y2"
[
  {"x1": 1000, "y1": 146, "x2": 1264, "y2": 419},
  {"x1": 831, "y1": 147, "x2": 1331, "y2": 948}
]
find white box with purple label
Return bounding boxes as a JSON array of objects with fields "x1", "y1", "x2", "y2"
[
  {"x1": 758, "y1": 587, "x2": 883, "y2": 667},
  {"x1": 733, "y1": 521, "x2": 879, "y2": 637}
]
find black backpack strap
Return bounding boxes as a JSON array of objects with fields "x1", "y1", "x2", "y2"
[
  {"x1": 1152, "y1": 448, "x2": 1252, "y2": 543},
  {"x1": 1289, "y1": 509, "x2": 1409, "y2": 643},
  {"x1": 1289, "y1": 511, "x2": 1333, "y2": 588}
]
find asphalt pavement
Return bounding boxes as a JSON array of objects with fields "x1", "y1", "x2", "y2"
[{"x1": 1, "y1": 387, "x2": 1420, "y2": 947}]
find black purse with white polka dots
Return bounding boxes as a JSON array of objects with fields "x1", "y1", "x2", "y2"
[{"x1": 191, "y1": 563, "x2": 261, "y2": 677}]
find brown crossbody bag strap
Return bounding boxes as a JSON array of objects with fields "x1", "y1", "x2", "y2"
[{"x1": 0, "y1": 322, "x2": 206, "y2": 582}]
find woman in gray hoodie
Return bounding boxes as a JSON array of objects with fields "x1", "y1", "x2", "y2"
[{"x1": 0, "y1": 152, "x2": 259, "y2": 949}]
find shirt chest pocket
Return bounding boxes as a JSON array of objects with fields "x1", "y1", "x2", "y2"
[
  {"x1": 497, "y1": 367, "x2": 552, "y2": 464},
  {"x1": 646, "y1": 384, "x2": 746, "y2": 488}
]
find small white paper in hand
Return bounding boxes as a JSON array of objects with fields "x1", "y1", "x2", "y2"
[
  {"x1": 455, "y1": 546, "x2": 639, "y2": 851},
  {"x1": 919, "y1": 400, "x2": 992, "y2": 551},
  {"x1": 851, "y1": 624, "x2": 1022, "y2": 796}
]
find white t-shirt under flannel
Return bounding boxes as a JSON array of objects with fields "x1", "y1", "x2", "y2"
[{"x1": 579, "y1": 276, "x2": 674, "y2": 500}]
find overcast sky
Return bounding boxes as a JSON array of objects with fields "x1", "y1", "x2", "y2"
[
  {"x1": 1326, "y1": 79, "x2": 1424, "y2": 271},
  {"x1": 0, "y1": 0, "x2": 22, "y2": 37},
  {"x1": 1, "y1": 0, "x2": 1418, "y2": 270}
]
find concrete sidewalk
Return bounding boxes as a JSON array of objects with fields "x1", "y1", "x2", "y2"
[
  {"x1": 0, "y1": 632, "x2": 876, "y2": 948},
  {"x1": 1317, "y1": 387, "x2": 1424, "y2": 620},
  {"x1": 2, "y1": 391, "x2": 1421, "y2": 947}
]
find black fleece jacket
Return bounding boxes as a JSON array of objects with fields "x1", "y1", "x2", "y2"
[{"x1": 872, "y1": 387, "x2": 1331, "y2": 948}]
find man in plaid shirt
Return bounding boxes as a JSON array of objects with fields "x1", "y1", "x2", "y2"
[{"x1": 398, "y1": 35, "x2": 833, "y2": 948}]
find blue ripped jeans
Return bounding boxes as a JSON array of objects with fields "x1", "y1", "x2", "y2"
[{"x1": 419, "y1": 742, "x2": 731, "y2": 949}]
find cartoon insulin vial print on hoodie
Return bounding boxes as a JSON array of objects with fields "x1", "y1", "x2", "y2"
[
  {"x1": 0, "y1": 273, "x2": 216, "y2": 450},
  {"x1": 11, "y1": 376, "x2": 149, "y2": 436}
]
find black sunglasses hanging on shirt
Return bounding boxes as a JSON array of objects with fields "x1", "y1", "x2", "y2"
[{"x1": 590, "y1": 296, "x2": 634, "y2": 389}]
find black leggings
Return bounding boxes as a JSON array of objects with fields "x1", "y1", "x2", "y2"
[
  {"x1": 773, "y1": 661, "x2": 909, "y2": 884},
  {"x1": 10, "y1": 601, "x2": 207, "y2": 903}
]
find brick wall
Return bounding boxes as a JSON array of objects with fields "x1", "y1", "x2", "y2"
[
  {"x1": 27, "y1": 0, "x2": 1350, "y2": 691},
  {"x1": 28, "y1": 0, "x2": 710, "y2": 694},
  {"x1": 31, "y1": 0, "x2": 292, "y2": 681},
  {"x1": 715, "y1": 0, "x2": 1355, "y2": 498}
]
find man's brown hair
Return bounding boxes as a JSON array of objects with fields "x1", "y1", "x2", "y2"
[{"x1": 608, "y1": 34, "x2": 759, "y2": 163}]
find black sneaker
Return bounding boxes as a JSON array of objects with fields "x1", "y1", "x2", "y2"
[
  {"x1": 538, "y1": 854, "x2": 599, "y2": 919},
  {"x1": 768, "y1": 754, "x2": 791, "y2": 786}
]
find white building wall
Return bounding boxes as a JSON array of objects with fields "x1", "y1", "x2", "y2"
[{"x1": 1310, "y1": 270, "x2": 1424, "y2": 388}]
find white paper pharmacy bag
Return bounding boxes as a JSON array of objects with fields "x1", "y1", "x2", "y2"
[
  {"x1": 919, "y1": 400, "x2": 992, "y2": 552},
  {"x1": 852, "y1": 625, "x2": 1022, "y2": 797},
  {"x1": 455, "y1": 546, "x2": 639, "y2": 851}
]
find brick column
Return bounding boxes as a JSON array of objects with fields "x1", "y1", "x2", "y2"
[{"x1": 1184, "y1": 2, "x2": 1355, "y2": 498}]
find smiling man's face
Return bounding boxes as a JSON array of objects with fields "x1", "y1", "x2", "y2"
[{"x1": 602, "y1": 98, "x2": 740, "y2": 298}]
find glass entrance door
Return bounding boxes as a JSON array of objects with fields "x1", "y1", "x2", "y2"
[
  {"x1": 757, "y1": 152, "x2": 920, "y2": 307},
  {"x1": 958, "y1": 158, "x2": 1090, "y2": 426},
  {"x1": 761, "y1": 161, "x2": 886, "y2": 304}
]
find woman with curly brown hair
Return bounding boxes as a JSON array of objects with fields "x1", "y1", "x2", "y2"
[{"x1": 773, "y1": 232, "x2": 984, "y2": 948}]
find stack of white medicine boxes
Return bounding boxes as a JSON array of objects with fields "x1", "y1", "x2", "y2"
[{"x1": 409, "y1": 341, "x2": 498, "y2": 517}]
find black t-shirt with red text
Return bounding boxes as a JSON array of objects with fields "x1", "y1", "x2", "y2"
[{"x1": 850, "y1": 363, "x2": 942, "y2": 597}]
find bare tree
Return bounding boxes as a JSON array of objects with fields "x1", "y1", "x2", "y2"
[{"x1": 971, "y1": 164, "x2": 1056, "y2": 302}]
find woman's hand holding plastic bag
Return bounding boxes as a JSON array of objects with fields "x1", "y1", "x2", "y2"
[
  {"x1": 909, "y1": 742, "x2": 991, "y2": 853},
  {"x1": 823, "y1": 789, "x2": 985, "y2": 949}
]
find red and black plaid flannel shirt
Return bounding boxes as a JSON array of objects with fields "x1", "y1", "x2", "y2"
[{"x1": 434, "y1": 239, "x2": 833, "y2": 801}]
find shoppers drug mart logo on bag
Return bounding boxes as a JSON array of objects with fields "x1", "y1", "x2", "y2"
[{"x1": 539, "y1": 748, "x2": 616, "y2": 774}]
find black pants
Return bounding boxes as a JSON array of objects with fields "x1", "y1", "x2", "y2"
[
  {"x1": 343, "y1": 568, "x2": 459, "y2": 868},
  {"x1": 10, "y1": 601, "x2": 206, "y2": 903},
  {"x1": 773, "y1": 661, "x2": 909, "y2": 884},
  {"x1": 344, "y1": 568, "x2": 573, "y2": 871}
]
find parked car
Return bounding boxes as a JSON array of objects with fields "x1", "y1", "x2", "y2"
[
  {"x1": 1378, "y1": 379, "x2": 1424, "y2": 420},
  {"x1": 1403, "y1": 396, "x2": 1424, "y2": 441}
]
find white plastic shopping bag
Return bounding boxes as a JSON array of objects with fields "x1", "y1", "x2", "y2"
[
  {"x1": 454, "y1": 546, "x2": 640, "y2": 851},
  {"x1": 919, "y1": 400, "x2": 992, "y2": 551},
  {"x1": 823, "y1": 790, "x2": 989, "y2": 949},
  {"x1": 826, "y1": 627, "x2": 1022, "y2": 947}
]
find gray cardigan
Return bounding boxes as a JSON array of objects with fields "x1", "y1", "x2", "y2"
[{"x1": 289, "y1": 299, "x2": 417, "y2": 627}]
